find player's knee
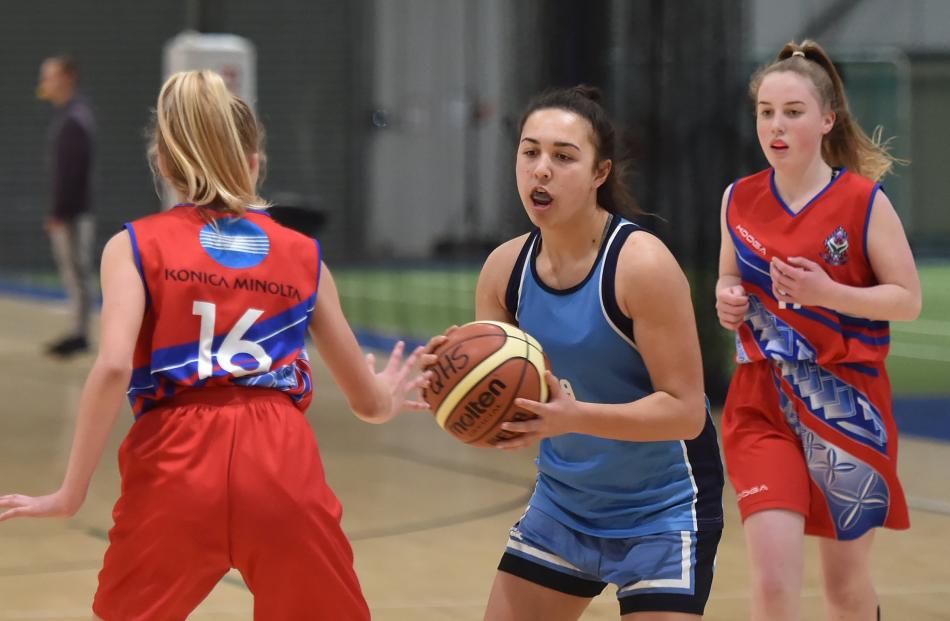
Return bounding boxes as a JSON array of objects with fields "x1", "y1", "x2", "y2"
[
  {"x1": 751, "y1": 569, "x2": 799, "y2": 604},
  {"x1": 823, "y1": 574, "x2": 874, "y2": 612}
]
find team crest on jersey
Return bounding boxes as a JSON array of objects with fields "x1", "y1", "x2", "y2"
[
  {"x1": 199, "y1": 218, "x2": 271, "y2": 268},
  {"x1": 820, "y1": 226, "x2": 849, "y2": 266}
]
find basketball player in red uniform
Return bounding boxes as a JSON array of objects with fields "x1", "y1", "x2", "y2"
[
  {"x1": 0, "y1": 70, "x2": 438, "y2": 620},
  {"x1": 717, "y1": 41, "x2": 921, "y2": 620}
]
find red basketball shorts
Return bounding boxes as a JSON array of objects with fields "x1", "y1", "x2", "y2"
[
  {"x1": 93, "y1": 388, "x2": 369, "y2": 620},
  {"x1": 722, "y1": 359, "x2": 909, "y2": 540}
]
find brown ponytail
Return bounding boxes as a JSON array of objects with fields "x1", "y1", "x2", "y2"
[{"x1": 750, "y1": 40, "x2": 900, "y2": 181}]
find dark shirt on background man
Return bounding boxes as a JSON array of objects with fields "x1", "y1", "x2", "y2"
[{"x1": 49, "y1": 96, "x2": 95, "y2": 221}]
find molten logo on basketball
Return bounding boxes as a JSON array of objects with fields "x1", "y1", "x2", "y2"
[
  {"x1": 428, "y1": 346, "x2": 470, "y2": 396},
  {"x1": 449, "y1": 378, "x2": 508, "y2": 435},
  {"x1": 426, "y1": 320, "x2": 548, "y2": 448}
]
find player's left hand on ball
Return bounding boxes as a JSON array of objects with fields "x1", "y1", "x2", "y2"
[
  {"x1": 494, "y1": 371, "x2": 576, "y2": 451},
  {"x1": 422, "y1": 325, "x2": 461, "y2": 356}
]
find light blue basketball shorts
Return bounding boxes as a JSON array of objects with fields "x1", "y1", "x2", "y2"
[{"x1": 499, "y1": 506, "x2": 721, "y2": 616}]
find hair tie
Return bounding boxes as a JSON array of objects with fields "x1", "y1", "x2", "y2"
[{"x1": 792, "y1": 50, "x2": 806, "y2": 58}]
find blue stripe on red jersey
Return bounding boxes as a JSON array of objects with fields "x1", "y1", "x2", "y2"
[
  {"x1": 125, "y1": 206, "x2": 320, "y2": 417},
  {"x1": 728, "y1": 169, "x2": 890, "y2": 366}
]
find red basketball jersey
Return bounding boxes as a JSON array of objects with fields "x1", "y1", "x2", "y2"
[
  {"x1": 726, "y1": 168, "x2": 889, "y2": 366},
  {"x1": 125, "y1": 205, "x2": 319, "y2": 417}
]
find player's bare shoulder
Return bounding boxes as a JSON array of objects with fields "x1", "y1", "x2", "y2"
[
  {"x1": 483, "y1": 233, "x2": 531, "y2": 273},
  {"x1": 476, "y1": 232, "x2": 532, "y2": 321},
  {"x1": 615, "y1": 229, "x2": 690, "y2": 317}
]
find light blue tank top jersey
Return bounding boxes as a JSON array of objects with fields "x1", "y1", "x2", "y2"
[{"x1": 505, "y1": 215, "x2": 724, "y2": 537}]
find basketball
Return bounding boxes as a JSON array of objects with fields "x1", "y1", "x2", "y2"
[{"x1": 423, "y1": 321, "x2": 549, "y2": 447}]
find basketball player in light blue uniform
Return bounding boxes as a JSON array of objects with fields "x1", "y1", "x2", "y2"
[{"x1": 475, "y1": 86, "x2": 724, "y2": 620}]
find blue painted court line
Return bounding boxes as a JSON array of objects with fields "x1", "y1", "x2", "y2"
[
  {"x1": 0, "y1": 279, "x2": 69, "y2": 301},
  {"x1": 3, "y1": 278, "x2": 948, "y2": 441},
  {"x1": 351, "y1": 329, "x2": 428, "y2": 353},
  {"x1": 893, "y1": 397, "x2": 950, "y2": 442}
]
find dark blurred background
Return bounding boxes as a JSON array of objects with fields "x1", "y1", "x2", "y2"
[{"x1": 2, "y1": 0, "x2": 948, "y2": 404}]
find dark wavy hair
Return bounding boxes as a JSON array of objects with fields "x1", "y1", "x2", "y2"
[{"x1": 519, "y1": 85, "x2": 641, "y2": 219}]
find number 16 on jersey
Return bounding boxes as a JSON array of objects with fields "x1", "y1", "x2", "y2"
[{"x1": 193, "y1": 301, "x2": 273, "y2": 379}]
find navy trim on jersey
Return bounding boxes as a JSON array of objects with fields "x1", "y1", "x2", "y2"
[
  {"x1": 792, "y1": 305, "x2": 890, "y2": 346},
  {"x1": 769, "y1": 167, "x2": 847, "y2": 218},
  {"x1": 617, "y1": 529, "x2": 721, "y2": 616},
  {"x1": 124, "y1": 223, "x2": 151, "y2": 308},
  {"x1": 601, "y1": 220, "x2": 638, "y2": 340},
  {"x1": 725, "y1": 179, "x2": 739, "y2": 220},
  {"x1": 842, "y1": 362, "x2": 881, "y2": 377},
  {"x1": 683, "y1": 407, "x2": 726, "y2": 529},
  {"x1": 836, "y1": 313, "x2": 888, "y2": 331},
  {"x1": 529, "y1": 217, "x2": 615, "y2": 296},
  {"x1": 505, "y1": 230, "x2": 538, "y2": 318},
  {"x1": 314, "y1": 238, "x2": 322, "y2": 297},
  {"x1": 732, "y1": 231, "x2": 890, "y2": 347},
  {"x1": 724, "y1": 179, "x2": 745, "y2": 260},
  {"x1": 863, "y1": 183, "x2": 880, "y2": 260},
  {"x1": 148, "y1": 296, "x2": 315, "y2": 371}
]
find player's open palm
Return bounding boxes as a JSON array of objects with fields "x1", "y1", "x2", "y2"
[
  {"x1": 494, "y1": 371, "x2": 577, "y2": 450},
  {"x1": 368, "y1": 340, "x2": 436, "y2": 419},
  {"x1": 716, "y1": 285, "x2": 749, "y2": 330},
  {"x1": 0, "y1": 490, "x2": 81, "y2": 523}
]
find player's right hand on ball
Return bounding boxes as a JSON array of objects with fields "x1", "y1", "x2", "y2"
[
  {"x1": 715, "y1": 285, "x2": 749, "y2": 331},
  {"x1": 420, "y1": 325, "x2": 457, "y2": 383},
  {"x1": 422, "y1": 326, "x2": 456, "y2": 355},
  {"x1": 494, "y1": 371, "x2": 576, "y2": 451}
]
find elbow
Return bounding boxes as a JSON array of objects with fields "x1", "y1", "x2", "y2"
[
  {"x1": 888, "y1": 296, "x2": 922, "y2": 322},
  {"x1": 93, "y1": 356, "x2": 133, "y2": 382},
  {"x1": 680, "y1": 395, "x2": 708, "y2": 440},
  {"x1": 352, "y1": 408, "x2": 387, "y2": 424},
  {"x1": 902, "y1": 295, "x2": 923, "y2": 322}
]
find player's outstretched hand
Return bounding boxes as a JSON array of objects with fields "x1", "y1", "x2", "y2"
[
  {"x1": 494, "y1": 371, "x2": 576, "y2": 451},
  {"x1": 716, "y1": 285, "x2": 749, "y2": 330},
  {"x1": 367, "y1": 340, "x2": 436, "y2": 421},
  {"x1": 0, "y1": 490, "x2": 82, "y2": 523}
]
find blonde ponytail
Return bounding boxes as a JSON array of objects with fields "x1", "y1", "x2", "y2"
[{"x1": 149, "y1": 70, "x2": 267, "y2": 216}]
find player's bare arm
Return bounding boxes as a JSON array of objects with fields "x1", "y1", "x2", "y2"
[
  {"x1": 0, "y1": 231, "x2": 144, "y2": 522},
  {"x1": 716, "y1": 183, "x2": 749, "y2": 330},
  {"x1": 770, "y1": 191, "x2": 921, "y2": 320},
  {"x1": 499, "y1": 232, "x2": 706, "y2": 447},
  {"x1": 309, "y1": 261, "x2": 432, "y2": 423},
  {"x1": 475, "y1": 234, "x2": 528, "y2": 323}
]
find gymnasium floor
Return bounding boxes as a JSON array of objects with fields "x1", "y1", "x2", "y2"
[{"x1": 0, "y1": 295, "x2": 948, "y2": 620}]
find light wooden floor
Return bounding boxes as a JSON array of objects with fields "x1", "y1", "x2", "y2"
[{"x1": 0, "y1": 295, "x2": 948, "y2": 620}]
